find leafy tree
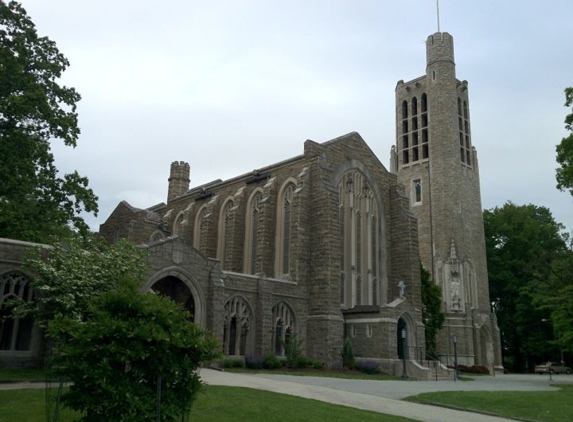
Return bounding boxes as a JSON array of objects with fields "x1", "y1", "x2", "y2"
[
  {"x1": 556, "y1": 87, "x2": 573, "y2": 196},
  {"x1": 535, "y1": 235, "x2": 573, "y2": 357},
  {"x1": 48, "y1": 275, "x2": 220, "y2": 422},
  {"x1": 420, "y1": 263, "x2": 445, "y2": 357},
  {"x1": 484, "y1": 202, "x2": 567, "y2": 372},
  {"x1": 0, "y1": 1, "x2": 98, "y2": 242},
  {"x1": 12, "y1": 237, "x2": 149, "y2": 326}
]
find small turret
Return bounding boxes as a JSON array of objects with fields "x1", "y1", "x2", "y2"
[
  {"x1": 426, "y1": 32, "x2": 455, "y2": 70},
  {"x1": 167, "y1": 161, "x2": 190, "y2": 203}
]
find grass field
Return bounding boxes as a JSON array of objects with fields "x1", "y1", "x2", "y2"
[
  {"x1": 0, "y1": 386, "x2": 416, "y2": 422},
  {"x1": 2, "y1": 368, "x2": 572, "y2": 422},
  {"x1": 406, "y1": 384, "x2": 573, "y2": 422}
]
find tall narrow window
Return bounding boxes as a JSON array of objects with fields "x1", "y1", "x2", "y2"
[
  {"x1": 340, "y1": 203, "x2": 346, "y2": 304},
  {"x1": 339, "y1": 171, "x2": 380, "y2": 308},
  {"x1": 251, "y1": 207, "x2": 259, "y2": 275},
  {"x1": 458, "y1": 97, "x2": 472, "y2": 167},
  {"x1": 412, "y1": 179, "x2": 422, "y2": 204},
  {"x1": 194, "y1": 206, "x2": 208, "y2": 251},
  {"x1": 173, "y1": 211, "x2": 185, "y2": 236},
  {"x1": 283, "y1": 203, "x2": 291, "y2": 274},
  {"x1": 276, "y1": 182, "x2": 295, "y2": 277},
  {"x1": 272, "y1": 302, "x2": 295, "y2": 356},
  {"x1": 421, "y1": 93, "x2": 427, "y2": 112},
  {"x1": 411, "y1": 97, "x2": 418, "y2": 115},
  {"x1": 223, "y1": 296, "x2": 252, "y2": 356},
  {"x1": 371, "y1": 219, "x2": 378, "y2": 305},
  {"x1": 218, "y1": 200, "x2": 234, "y2": 269},
  {"x1": 245, "y1": 191, "x2": 262, "y2": 274}
]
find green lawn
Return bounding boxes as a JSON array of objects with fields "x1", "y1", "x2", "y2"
[
  {"x1": 406, "y1": 384, "x2": 573, "y2": 422},
  {"x1": 0, "y1": 386, "x2": 416, "y2": 422},
  {"x1": 3, "y1": 368, "x2": 572, "y2": 422},
  {"x1": 0, "y1": 367, "x2": 46, "y2": 382}
]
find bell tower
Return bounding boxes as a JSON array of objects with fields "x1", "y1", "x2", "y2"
[{"x1": 392, "y1": 32, "x2": 502, "y2": 370}]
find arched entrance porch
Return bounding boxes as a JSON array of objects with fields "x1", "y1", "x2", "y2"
[{"x1": 143, "y1": 268, "x2": 206, "y2": 327}]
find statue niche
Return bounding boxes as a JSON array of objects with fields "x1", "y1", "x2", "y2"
[{"x1": 445, "y1": 239, "x2": 464, "y2": 313}]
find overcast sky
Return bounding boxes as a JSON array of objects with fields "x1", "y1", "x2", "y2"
[{"x1": 20, "y1": 0, "x2": 573, "y2": 232}]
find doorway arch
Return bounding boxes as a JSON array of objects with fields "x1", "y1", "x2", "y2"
[
  {"x1": 397, "y1": 318, "x2": 408, "y2": 359},
  {"x1": 143, "y1": 267, "x2": 206, "y2": 327}
]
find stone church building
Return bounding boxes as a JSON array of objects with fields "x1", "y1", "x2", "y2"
[{"x1": 1, "y1": 32, "x2": 502, "y2": 375}]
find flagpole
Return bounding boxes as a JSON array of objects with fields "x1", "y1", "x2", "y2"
[{"x1": 437, "y1": 0, "x2": 441, "y2": 32}]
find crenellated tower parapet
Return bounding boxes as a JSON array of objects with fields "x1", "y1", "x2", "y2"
[{"x1": 167, "y1": 161, "x2": 190, "y2": 203}]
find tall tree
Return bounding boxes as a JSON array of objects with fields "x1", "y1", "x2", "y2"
[
  {"x1": 420, "y1": 263, "x2": 444, "y2": 357},
  {"x1": 536, "y1": 234, "x2": 573, "y2": 357},
  {"x1": 484, "y1": 202, "x2": 567, "y2": 372},
  {"x1": 556, "y1": 87, "x2": 573, "y2": 196},
  {"x1": 0, "y1": 1, "x2": 98, "y2": 242}
]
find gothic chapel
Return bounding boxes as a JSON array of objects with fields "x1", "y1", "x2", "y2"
[
  {"x1": 99, "y1": 32, "x2": 502, "y2": 374},
  {"x1": 0, "y1": 32, "x2": 502, "y2": 375}
]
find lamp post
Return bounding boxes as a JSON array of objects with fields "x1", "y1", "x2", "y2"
[
  {"x1": 401, "y1": 329, "x2": 409, "y2": 379},
  {"x1": 452, "y1": 334, "x2": 459, "y2": 381}
]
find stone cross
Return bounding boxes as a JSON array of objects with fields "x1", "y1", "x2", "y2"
[{"x1": 398, "y1": 280, "x2": 406, "y2": 298}]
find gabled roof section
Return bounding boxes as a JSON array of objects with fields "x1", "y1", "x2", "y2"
[{"x1": 318, "y1": 131, "x2": 387, "y2": 171}]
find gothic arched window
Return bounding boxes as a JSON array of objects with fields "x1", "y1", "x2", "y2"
[
  {"x1": 411, "y1": 96, "x2": 418, "y2": 115},
  {"x1": 173, "y1": 211, "x2": 185, "y2": 236},
  {"x1": 0, "y1": 271, "x2": 35, "y2": 352},
  {"x1": 338, "y1": 171, "x2": 381, "y2": 308},
  {"x1": 217, "y1": 199, "x2": 234, "y2": 270},
  {"x1": 244, "y1": 190, "x2": 263, "y2": 274},
  {"x1": 275, "y1": 182, "x2": 295, "y2": 278},
  {"x1": 272, "y1": 302, "x2": 295, "y2": 356},
  {"x1": 194, "y1": 205, "x2": 208, "y2": 251},
  {"x1": 223, "y1": 296, "x2": 253, "y2": 356}
]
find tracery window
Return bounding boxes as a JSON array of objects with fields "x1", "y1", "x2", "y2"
[
  {"x1": 244, "y1": 190, "x2": 263, "y2": 274},
  {"x1": 339, "y1": 171, "x2": 380, "y2": 308},
  {"x1": 0, "y1": 272, "x2": 34, "y2": 351},
  {"x1": 217, "y1": 199, "x2": 234, "y2": 270},
  {"x1": 272, "y1": 302, "x2": 295, "y2": 356},
  {"x1": 275, "y1": 182, "x2": 295, "y2": 278},
  {"x1": 223, "y1": 296, "x2": 253, "y2": 356}
]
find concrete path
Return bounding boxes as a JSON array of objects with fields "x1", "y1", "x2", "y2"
[
  {"x1": 2, "y1": 371, "x2": 570, "y2": 422},
  {"x1": 200, "y1": 369, "x2": 572, "y2": 422}
]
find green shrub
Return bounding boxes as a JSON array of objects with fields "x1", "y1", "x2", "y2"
[
  {"x1": 312, "y1": 361, "x2": 324, "y2": 370},
  {"x1": 48, "y1": 276, "x2": 220, "y2": 422},
  {"x1": 263, "y1": 354, "x2": 283, "y2": 369},
  {"x1": 220, "y1": 359, "x2": 243, "y2": 369},
  {"x1": 284, "y1": 336, "x2": 304, "y2": 368},
  {"x1": 341, "y1": 336, "x2": 355, "y2": 369}
]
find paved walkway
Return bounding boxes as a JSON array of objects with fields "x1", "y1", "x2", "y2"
[
  {"x1": 200, "y1": 369, "x2": 572, "y2": 422},
  {"x1": 2, "y1": 371, "x2": 570, "y2": 422}
]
